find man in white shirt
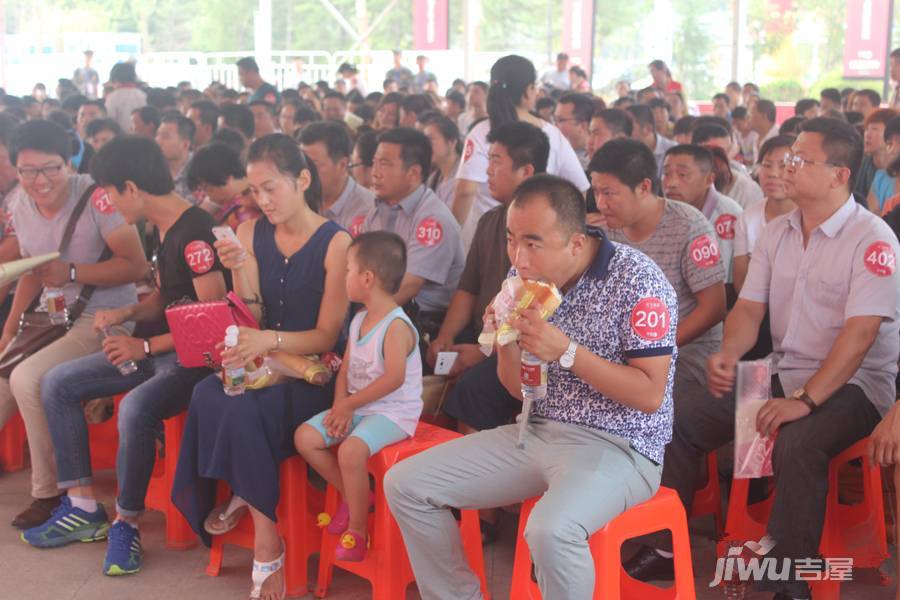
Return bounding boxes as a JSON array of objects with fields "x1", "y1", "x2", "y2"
[
  {"x1": 299, "y1": 121, "x2": 374, "y2": 235},
  {"x1": 628, "y1": 104, "x2": 676, "y2": 184},
  {"x1": 540, "y1": 53, "x2": 571, "y2": 91},
  {"x1": 104, "y1": 63, "x2": 147, "y2": 133},
  {"x1": 751, "y1": 99, "x2": 779, "y2": 153}
]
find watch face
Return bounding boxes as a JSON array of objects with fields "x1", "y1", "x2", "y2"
[{"x1": 560, "y1": 353, "x2": 574, "y2": 368}]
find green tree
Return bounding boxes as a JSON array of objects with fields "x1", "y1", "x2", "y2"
[{"x1": 671, "y1": 0, "x2": 720, "y2": 99}]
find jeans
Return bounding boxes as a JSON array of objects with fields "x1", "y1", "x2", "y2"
[{"x1": 41, "y1": 350, "x2": 210, "y2": 517}]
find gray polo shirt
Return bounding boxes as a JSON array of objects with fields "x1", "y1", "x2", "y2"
[
  {"x1": 605, "y1": 198, "x2": 726, "y2": 384},
  {"x1": 7, "y1": 174, "x2": 138, "y2": 313},
  {"x1": 323, "y1": 177, "x2": 374, "y2": 237},
  {"x1": 361, "y1": 185, "x2": 464, "y2": 312},
  {"x1": 740, "y1": 197, "x2": 900, "y2": 416}
]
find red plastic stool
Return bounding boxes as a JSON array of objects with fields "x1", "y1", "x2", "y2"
[
  {"x1": 510, "y1": 486, "x2": 695, "y2": 599},
  {"x1": 721, "y1": 437, "x2": 889, "y2": 600},
  {"x1": 206, "y1": 456, "x2": 325, "y2": 598},
  {"x1": 145, "y1": 411, "x2": 196, "y2": 550},
  {"x1": 314, "y1": 421, "x2": 491, "y2": 600},
  {"x1": 0, "y1": 411, "x2": 26, "y2": 471},
  {"x1": 690, "y1": 452, "x2": 723, "y2": 538}
]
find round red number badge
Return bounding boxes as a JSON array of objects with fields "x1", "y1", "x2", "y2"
[
  {"x1": 348, "y1": 214, "x2": 366, "y2": 238},
  {"x1": 415, "y1": 218, "x2": 443, "y2": 247},
  {"x1": 864, "y1": 241, "x2": 896, "y2": 277},
  {"x1": 715, "y1": 214, "x2": 736, "y2": 240},
  {"x1": 689, "y1": 234, "x2": 721, "y2": 268},
  {"x1": 630, "y1": 297, "x2": 671, "y2": 341},
  {"x1": 463, "y1": 138, "x2": 474, "y2": 162},
  {"x1": 184, "y1": 240, "x2": 215, "y2": 274},
  {"x1": 91, "y1": 188, "x2": 116, "y2": 214}
]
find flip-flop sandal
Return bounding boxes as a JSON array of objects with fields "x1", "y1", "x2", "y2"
[
  {"x1": 204, "y1": 499, "x2": 249, "y2": 536},
  {"x1": 249, "y1": 544, "x2": 285, "y2": 600}
]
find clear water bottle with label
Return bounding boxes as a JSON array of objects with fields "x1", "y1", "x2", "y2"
[
  {"x1": 222, "y1": 325, "x2": 246, "y2": 396},
  {"x1": 101, "y1": 327, "x2": 139, "y2": 375},
  {"x1": 518, "y1": 351, "x2": 547, "y2": 448},
  {"x1": 46, "y1": 288, "x2": 68, "y2": 325}
]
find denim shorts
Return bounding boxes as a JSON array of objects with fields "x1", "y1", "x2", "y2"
[{"x1": 304, "y1": 410, "x2": 408, "y2": 454}]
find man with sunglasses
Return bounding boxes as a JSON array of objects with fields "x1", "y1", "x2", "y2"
[
  {"x1": 0, "y1": 120, "x2": 147, "y2": 531},
  {"x1": 630, "y1": 117, "x2": 900, "y2": 600}
]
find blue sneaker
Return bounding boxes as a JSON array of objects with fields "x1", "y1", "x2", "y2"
[
  {"x1": 21, "y1": 496, "x2": 109, "y2": 548},
  {"x1": 103, "y1": 521, "x2": 142, "y2": 576}
]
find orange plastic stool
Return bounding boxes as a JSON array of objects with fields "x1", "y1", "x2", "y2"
[
  {"x1": 509, "y1": 486, "x2": 696, "y2": 599},
  {"x1": 690, "y1": 451, "x2": 723, "y2": 538},
  {"x1": 0, "y1": 411, "x2": 26, "y2": 471},
  {"x1": 145, "y1": 411, "x2": 196, "y2": 550},
  {"x1": 206, "y1": 456, "x2": 324, "y2": 598},
  {"x1": 314, "y1": 421, "x2": 491, "y2": 600},
  {"x1": 721, "y1": 437, "x2": 889, "y2": 600}
]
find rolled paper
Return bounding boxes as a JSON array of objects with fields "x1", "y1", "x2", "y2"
[{"x1": 0, "y1": 252, "x2": 61, "y2": 287}]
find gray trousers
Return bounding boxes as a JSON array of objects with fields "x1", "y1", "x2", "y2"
[
  {"x1": 384, "y1": 417, "x2": 662, "y2": 600},
  {"x1": 661, "y1": 373, "x2": 880, "y2": 596}
]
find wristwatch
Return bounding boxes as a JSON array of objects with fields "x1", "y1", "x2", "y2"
[
  {"x1": 559, "y1": 340, "x2": 577, "y2": 370},
  {"x1": 143, "y1": 338, "x2": 153, "y2": 358},
  {"x1": 69, "y1": 263, "x2": 76, "y2": 283},
  {"x1": 791, "y1": 388, "x2": 817, "y2": 413}
]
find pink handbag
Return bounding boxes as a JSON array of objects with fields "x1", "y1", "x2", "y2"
[{"x1": 165, "y1": 291, "x2": 259, "y2": 369}]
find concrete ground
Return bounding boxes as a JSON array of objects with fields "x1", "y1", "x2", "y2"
[{"x1": 0, "y1": 467, "x2": 895, "y2": 600}]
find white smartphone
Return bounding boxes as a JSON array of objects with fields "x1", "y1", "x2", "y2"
[
  {"x1": 434, "y1": 351, "x2": 458, "y2": 376},
  {"x1": 212, "y1": 226, "x2": 242, "y2": 247}
]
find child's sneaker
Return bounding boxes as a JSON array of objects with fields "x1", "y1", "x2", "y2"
[
  {"x1": 335, "y1": 530, "x2": 367, "y2": 562},
  {"x1": 21, "y1": 496, "x2": 109, "y2": 548},
  {"x1": 326, "y1": 490, "x2": 375, "y2": 536},
  {"x1": 103, "y1": 521, "x2": 142, "y2": 576}
]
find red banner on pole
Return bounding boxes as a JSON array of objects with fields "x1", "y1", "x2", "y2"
[
  {"x1": 563, "y1": 0, "x2": 595, "y2": 77},
  {"x1": 843, "y1": 0, "x2": 892, "y2": 79},
  {"x1": 413, "y1": 0, "x2": 449, "y2": 51}
]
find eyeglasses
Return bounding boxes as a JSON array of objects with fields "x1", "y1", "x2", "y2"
[
  {"x1": 17, "y1": 163, "x2": 64, "y2": 180},
  {"x1": 782, "y1": 153, "x2": 837, "y2": 170}
]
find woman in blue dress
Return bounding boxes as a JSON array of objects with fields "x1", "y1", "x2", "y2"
[{"x1": 172, "y1": 134, "x2": 350, "y2": 600}]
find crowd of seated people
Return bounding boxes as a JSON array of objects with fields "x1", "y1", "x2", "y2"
[{"x1": 0, "y1": 50, "x2": 899, "y2": 600}]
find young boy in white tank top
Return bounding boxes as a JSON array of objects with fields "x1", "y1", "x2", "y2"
[{"x1": 295, "y1": 231, "x2": 422, "y2": 561}]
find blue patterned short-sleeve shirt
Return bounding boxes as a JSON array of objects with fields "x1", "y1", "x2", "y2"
[{"x1": 527, "y1": 227, "x2": 679, "y2": 464}]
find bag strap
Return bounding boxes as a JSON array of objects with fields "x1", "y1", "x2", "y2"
[
  {"x1": 59, "y1": 183, "x2": 97, "y2": 254},
  {"x1": 23, "y1": 183, "x2": 100, "y2": 315},
  {"x1": 66, "y1": 245, "x2": 112, "y2": 323}
]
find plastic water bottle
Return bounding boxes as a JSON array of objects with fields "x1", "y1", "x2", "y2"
[
  {"x1": 102, "y1": 327, "x2": 139, "y2": 375},
  {"x1": 46, "y1": 288, "x2": 68, "y2": 325},
  {"x1": 222, "y1": 325, "x2": 246, "y2": 396},
  {"x1": 517, "y1": 351, "x2": 547, "y2": 448}
]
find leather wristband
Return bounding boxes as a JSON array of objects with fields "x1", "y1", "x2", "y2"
[{"x1": 794, "y1": 391, "x2": 817, "y2": 413}]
